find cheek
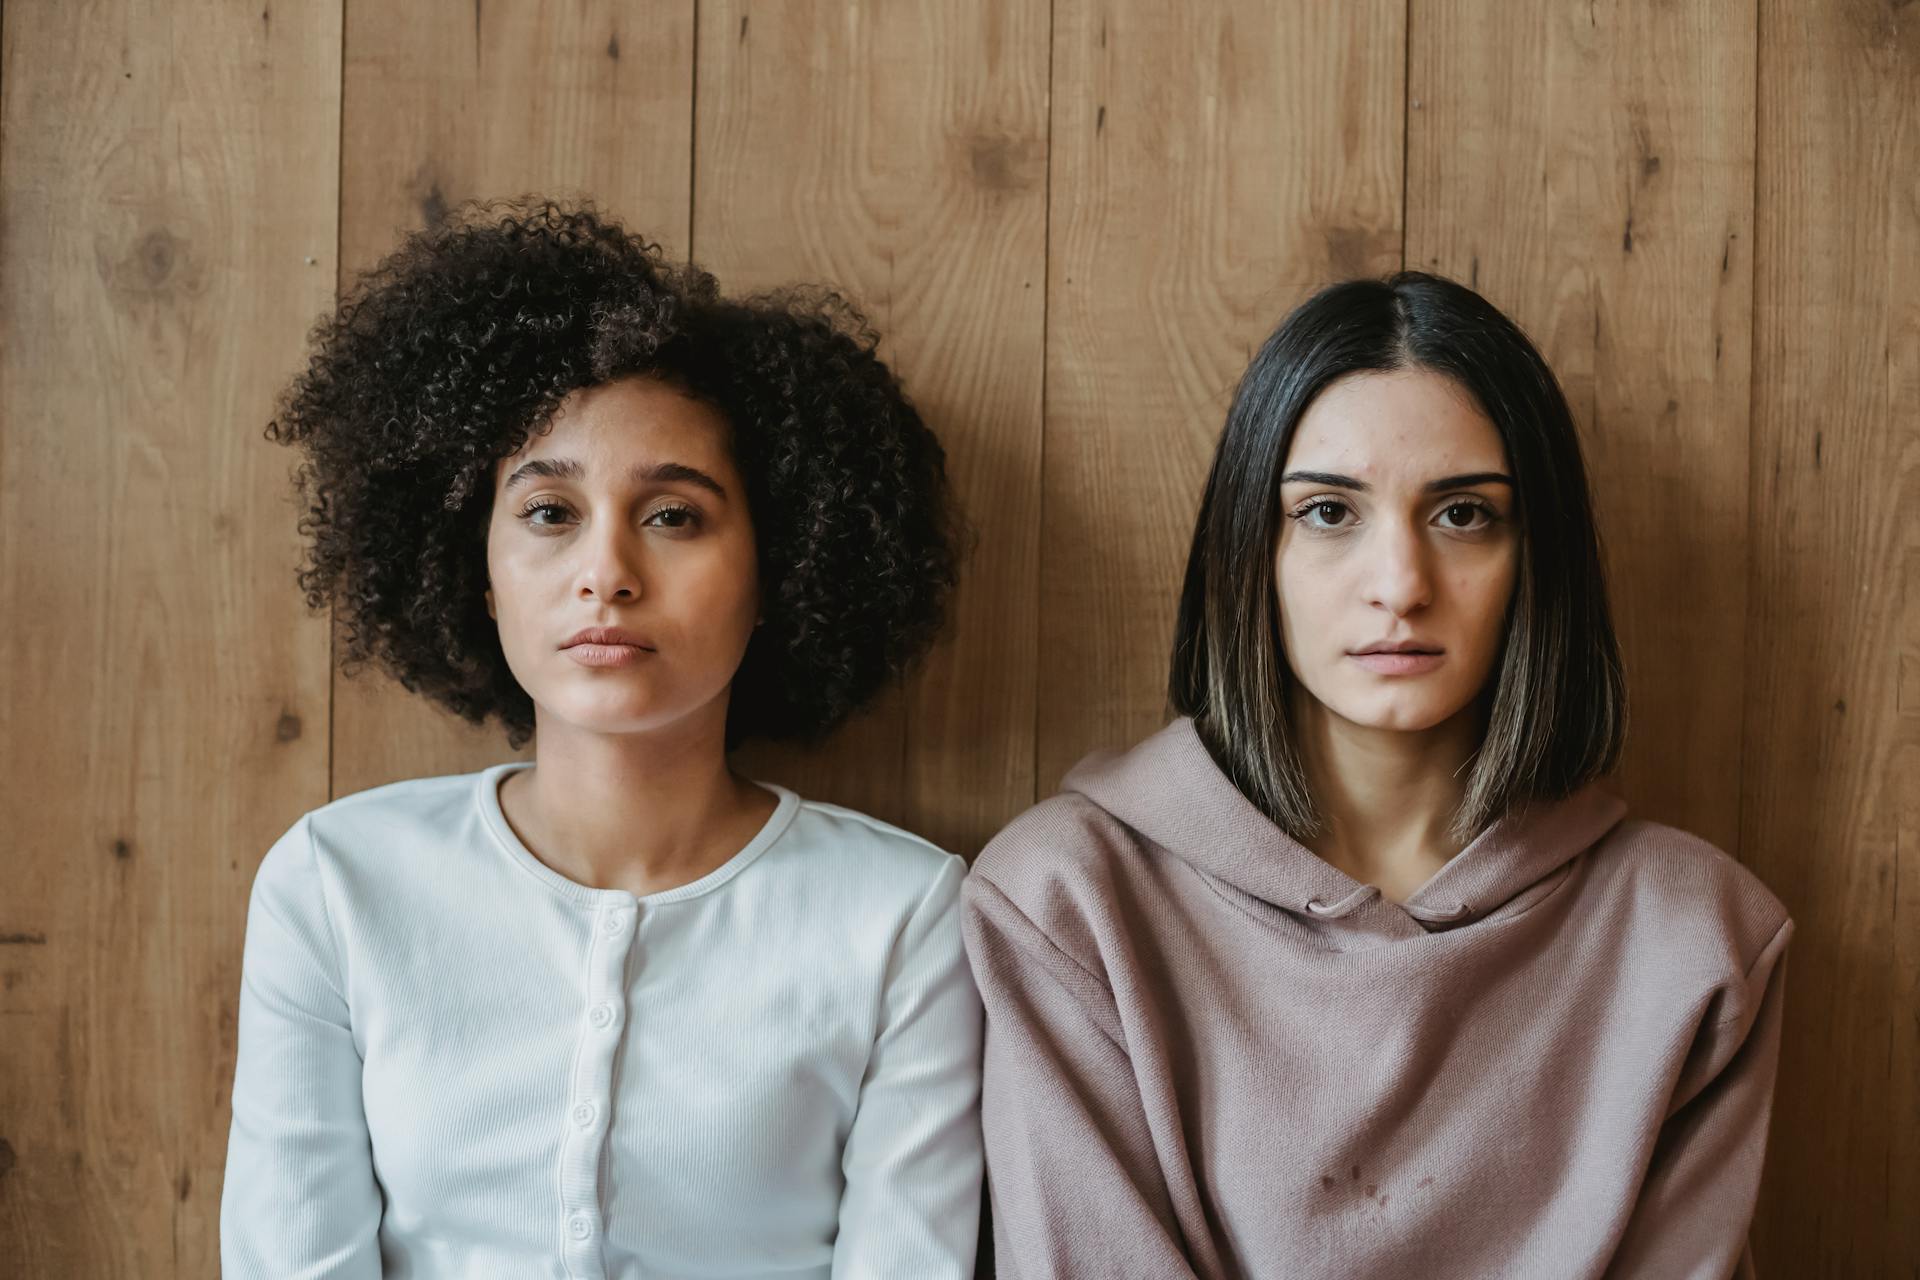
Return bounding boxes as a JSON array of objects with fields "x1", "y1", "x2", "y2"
[
  {"x1": 1451, "y1": 551, "x2": 1518, "y2": 659},
  {"x1": 725, "y1": 550, "x2": 763, "y2": 631},
  {"x1": 1274, "y1": 542, "x2": 1344, "y2": 655},
  {"x1": 667, "y1": 536, "x2": 761, "y2": 636},
  {"x1": 484, "y1": 527, "x2": 557, "y2": 638},
  {"x1": 483, "y1": 524, "x2": 510, "y2": 620}
]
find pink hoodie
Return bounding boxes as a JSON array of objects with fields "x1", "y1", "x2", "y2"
[{"x1": 963, "y1": 718, "x2": 1791, "y2": 1279}]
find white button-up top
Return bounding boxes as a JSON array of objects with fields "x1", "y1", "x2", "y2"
[{"x1": 221, "y1": 764, "x2": 983, "y2": 1279}]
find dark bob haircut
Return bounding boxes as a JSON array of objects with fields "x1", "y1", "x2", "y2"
[
  {"x1": 270, "y1": 199, "x2": 958, "y2": 749},
  {"x1": 1170, "y1": 270, "x2": 1625, "y2": 841}
]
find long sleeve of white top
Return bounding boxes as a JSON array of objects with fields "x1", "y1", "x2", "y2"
[
  {"x1": 220, "y1": 769, "x2": 982, "y2": 1280},
  {"x1": 222, "y1": 817, "x2": 382, "y2": 1279},
  {"x1": 832, "y1": 856, "x2": 983, "y2": 1277}
]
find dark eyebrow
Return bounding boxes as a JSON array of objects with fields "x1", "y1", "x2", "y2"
[
  {"x1": 635, "y1": 461, "x2": 727, "y2": 500},
  {"x1": 501, "y1": 456, "x2": 727, "y2": 500},
  {"x1": 1280, "y1": 470, "x2": 1369, "y2": 492},
  {"x1": 502, "y1": 457, "x2": 584, "y2": 490},
  {"x1": 1424, "y1": 472, "x2": 1513, "y2": 493},
  {"x1": 1278, "y1": 470, "x2": 1513, "y2": 494}
]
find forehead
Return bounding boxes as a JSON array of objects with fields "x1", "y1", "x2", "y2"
[
  {"x1": 1286, "y1": 368, "x2": 1506, "y2": 480},
  {"x1": 513, "y1": 376, "x2": 733, "y2": 469}
]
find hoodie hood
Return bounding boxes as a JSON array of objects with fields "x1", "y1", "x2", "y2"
[{"x1": 1062, "y1": 717, "x2": 1627, "y2": 945}]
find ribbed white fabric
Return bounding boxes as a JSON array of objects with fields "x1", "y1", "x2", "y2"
[{"x1": 221, "y1": 763, "x2": 983, "y2": 1279}]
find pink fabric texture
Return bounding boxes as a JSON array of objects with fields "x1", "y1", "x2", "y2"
[{"x1": 964, "y1": 718, "x2": 1790, "y2": 1279}]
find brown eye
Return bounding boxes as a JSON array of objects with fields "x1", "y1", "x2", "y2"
[
  {"x1": 1310, "y1": 501, "x2": 1350, "y2": 526},
  {"x1": 522, "y1": 500, "x2": 572, "y2": 527},
  {"x1": 1440, "y1": 502, "x2": 1488, "y2": 529},
  {"x1": 645, "y1": 504, "x2": 698, "y2": 530}
]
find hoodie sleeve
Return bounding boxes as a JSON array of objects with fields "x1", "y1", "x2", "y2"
[
  {"x1": 961, "y1": 871, "x2": 1204, "y2": 1280},
  {"x1": 1604, "y1": 918, "x2": 1793, "y2": 1280}
]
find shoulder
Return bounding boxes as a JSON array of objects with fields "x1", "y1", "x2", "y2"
[
  {"x1": 300, "y1": 770, "x2": 487, "y2": 852},
  {"x1": 253, "y1": 769, "x2": 498, "y2": 908},
  {"x1": 1588, "y1": 817, "x2": 1792, "y2": 978},
  {"x1": 971, "y1": 791, "x2": 1143, "y2": 899},
  {"x1": 963, "y1": 791, "x2": 1151, "y2": 959},
  {"x1": 775, "y1": 794, "x2": 966, "y2": 921}
]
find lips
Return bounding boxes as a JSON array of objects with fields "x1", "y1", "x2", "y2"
[
  {"x1": 1351, "y1": 640, "x2": 1442, "y2": 656},
  {"x1": 561, "y1": 626, "x2": 655, "y2": 669},
  {"x1": 1348, "y1": 639, "x2": 1444, "y2": 676},
  {"x1": 561, "y1": 626, "x2": 654, "y2": 651}
]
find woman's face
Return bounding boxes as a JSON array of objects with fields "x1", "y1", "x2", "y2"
[
  {"x1": 1274, "y1": 368, "x2": 1519, "y2": 735},
  {"x1": 485, "y1": 377, "x2": 760, "y2": 742}
]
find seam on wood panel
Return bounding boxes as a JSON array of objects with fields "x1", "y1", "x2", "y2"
[
  {"x1": 1034, "y1": 0, "x2": 1055, "y2": 807},
  {"x1": 1, "y1": 0, "x2": 8, "y2": 178},
  {"x1": 1738, "y1": 0, "x2": 1761, "y2": 864},
  {"x1": 329, "y1": 0, "x2": 347, "y2": 802},
  {"x1": 686, "y1": 0, "x2": 699, "y2": 261},
  {"x1": 1, "y1": 0, "x2": 8, "y2": 193},
  {"x1": 1399, "y1": 0, "x2": 1411, "y2": 269},
  {"x1": 327, "y1": 645, "x2": 337, "y2": 800}
]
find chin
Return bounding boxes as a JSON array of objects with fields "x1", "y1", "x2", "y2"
[
  {"x1": 534, "y1": 675, "x2": 735, "y2": 741},
  {"x1": 534, "y1": 695, "x2": 684, "y2": 739},
  {"x1": 1351, "y1": 711, "x2": 1450, "y2": 734},
  {"x1": 1329, "y1": 690, "x2": 1465, "y2": 735}
]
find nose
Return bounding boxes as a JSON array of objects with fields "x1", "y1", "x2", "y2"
[
  {"x1": 1366, "y1": 519, "x2": 1433, "y2": 617},
  {"x1": 574, "y1": 521, "x2": 643, "y2": 603}
]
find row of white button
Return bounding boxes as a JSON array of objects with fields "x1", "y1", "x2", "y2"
[{"x1": 560, "y1": 898, "x2": 637, "y2": 1277}]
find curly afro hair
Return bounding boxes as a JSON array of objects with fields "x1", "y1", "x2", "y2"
[{"x1": 270, "y1": 199, "x2": 960, "y2": 749}]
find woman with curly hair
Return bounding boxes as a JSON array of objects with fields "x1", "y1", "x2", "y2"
[
  {"x1": 965, "y1": 273, "x2": 1791, "y2": 1277},
  {"x1": 221, "y1": 201, "x2": 981, "y2": 1279}
]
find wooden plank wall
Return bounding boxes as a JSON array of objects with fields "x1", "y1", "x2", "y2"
[
  {"x1": 1746, "y1": 0, "x2": 1918, "y2": 1268},
  {"x1": 0, "y1": 3, "x2": 341, "y2": 1272},
  {"x1": 1408, "y1": 0, "x2": 1757, "y2": 853},
  {"x1": 0, "y1": 1, "x2": 1911, "y2": 1274},
  {"x1": 1040, "y1": 0, "x2": 1405, "y2": 785},
  {"x1": 697, "y1": 0, "x2": 1047, "y2": 852},
  {"x1": 331, "y1": 1, "x2": 696, "y2": 796}
]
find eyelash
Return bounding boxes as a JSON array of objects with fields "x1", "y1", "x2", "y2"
[
  {"x1": 519, "y1": 499, "x2": 573, "y2": 528},
  {"x1": 515, "y1": 500, "x2": 700, "y2": 531},
  {"x1": 648, "y1": 505, "x2": 698, "y2": 530},
  {"x1": 1286, "y1": 496, "x2": 1501, "y2": 533}
]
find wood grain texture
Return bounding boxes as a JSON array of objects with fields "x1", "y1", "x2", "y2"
[
  {"x1": 330, "y1": 0, "x2": 696, "y2": 799},
  {"x1": 0, "y1": 1, "x2": 341, "y2": 1272},
  {"x1": 1037, "y1": 0, "x2": 1406, "y2": 789},
  {"x1": 2, "y1": 1, "x2": 1916, "y2": 1272},
  {"x1": 695, "y1": 0, "x2": 1048, "y2": 852},
  {"x1": 1406, "y1": 0, "x2": 1757, "y2": 852},
  {"x1": 1745, "y1": 0, "x2": 1919, "y2": 1270}
]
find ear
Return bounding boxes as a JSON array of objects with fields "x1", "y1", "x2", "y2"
[{"x1": 485, "y1": 587, "x2": 496, "y2": 620}]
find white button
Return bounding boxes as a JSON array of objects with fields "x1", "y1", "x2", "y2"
[
  {"x1": 602, "y1": 911, "x2": 628, "y2": 935},
  {"x1": 567, "y1": 1214, "x2": 592, "y2": 1240},
  {"x1": 588, "y1": 1002, "x2": 616, "y2": 1029},
  {"x1": 571, "y1": 1102, "x2": 596, "y2": 1128}
]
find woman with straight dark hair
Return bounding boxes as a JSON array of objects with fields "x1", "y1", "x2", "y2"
[{"x1": 965, "y1": 272, "x2": 1790, "y2": 1278}]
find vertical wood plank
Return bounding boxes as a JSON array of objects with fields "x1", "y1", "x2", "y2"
[
  {"x1": 1746, "y1": 1, "x2": 1919, "y2": 1269},
  {"x1": 1038, "y1": 0, "x2": 1405, "y2": 789},
  {"x1": 0, "y1": 1, "x2": 341, "y2": 1273},
  {"x1": 1406, "y1": 0, "x2": 1757, "y2": 852},
  {"x1": 331, "y1": 0, "x2": 696, "y2": 798},
  {"x1": 0, "y1": 5, "x2": 1906, "y2": 1274},
  {"x1": 696, "y1": 0, "x2": 1048, "y2": 852}
]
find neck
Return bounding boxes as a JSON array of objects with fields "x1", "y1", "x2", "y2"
[
  {"x1": 1293, "y1": 689, "x2": 1485, "y2": 902},
  {"x1": 501, "y1": 701, "x2": 775, "y2": 897}
]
